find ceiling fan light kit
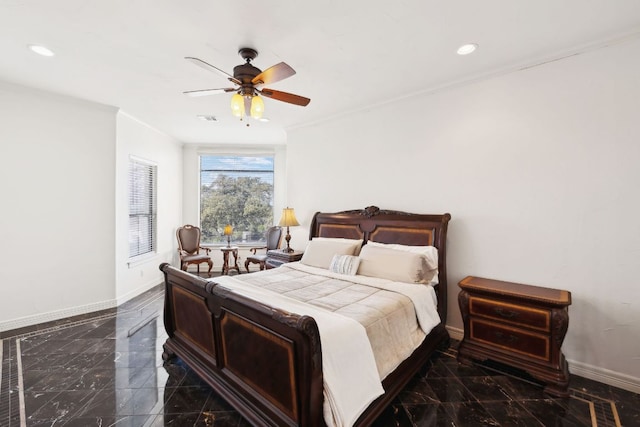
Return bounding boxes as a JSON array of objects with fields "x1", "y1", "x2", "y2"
[
  {"x1": 249, "y1": 95, "x2": 264, "y2": 119},
  {"x1": 230, "y1": 93, "x2": 244, "y2": 117},
  {"x1": 230, "y1": 92, "x2": 264, "y2": 120},
  {"x1": 184, "y1": 47, "x2": 310, "y2": 121}
]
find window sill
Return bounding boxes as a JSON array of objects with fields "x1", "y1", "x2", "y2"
[
  {"x1": 202, "y1": 244, "x2": 266, "y2": 249},
  {"x1": 127, "y1": 252, "x2": 159, "y2": 268}
]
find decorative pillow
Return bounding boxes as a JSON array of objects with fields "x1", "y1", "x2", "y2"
[
  {"x1": 357, "y1": 244, "x2": 438, "y2": 284},
  {"x1": 329, "y1": 254, "x2": 361, "y2": 276},
  {"x1": 366, "y1": 241, "x2": 438, "y2": 270},
  {"x1": 300, "y1": 238, "x2": 363, "y2": 269}
]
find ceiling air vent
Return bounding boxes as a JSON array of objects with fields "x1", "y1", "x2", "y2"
[{"x1": 197, "y1": 115, "x2": 217, "y2": 122}]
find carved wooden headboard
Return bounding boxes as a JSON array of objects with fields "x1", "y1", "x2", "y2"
[{"x1": 308, "y1": 206, "x2": 452, "y2": 322}]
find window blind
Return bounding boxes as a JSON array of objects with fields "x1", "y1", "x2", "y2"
[{"x1": 129, "y1": 158, "x2": 157, "y2": 258}]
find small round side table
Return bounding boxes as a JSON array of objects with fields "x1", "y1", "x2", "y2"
[{"x1": 220, "y1": 246, "x2": 241, "y2": 275}]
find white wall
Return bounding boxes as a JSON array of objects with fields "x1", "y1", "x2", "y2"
[
  {"x1": 286, "y1": 38, "x2": 640, "y2": 390},
  {"x1": 115, "y1": 112, "x2": 183, "y2": 302},
  {"x1": 0, "y1": 83, "x2": 183, "y2": 330},
  {"x1": 0, "y1": 81, "x2": 118, "y2": 330}
]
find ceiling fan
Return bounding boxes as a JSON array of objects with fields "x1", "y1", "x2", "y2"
[{"x1": 183, "y1": 47, "x2": 310, "y2": 120}]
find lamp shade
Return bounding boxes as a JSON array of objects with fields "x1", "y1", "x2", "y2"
[
  {"x1": 230, "y1": 94, "x2": 244, "y2": 118},
  {"x1": 278, "y1": 208, "x2": 300, "y2": 227},
  {"x1": 223, "y1": 224, "x2": 233, "y2": 235},
  {"x1": 250, "y1": 95, "x2": 264, "y2": 119}
]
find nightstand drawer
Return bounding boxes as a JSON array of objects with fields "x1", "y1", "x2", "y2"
[
  {"x1": 469, "y1": 297, "x2": 550, "y2": 332},
  {"x1": 470, "y1": 319, "x2": 550, "y2": 361}
]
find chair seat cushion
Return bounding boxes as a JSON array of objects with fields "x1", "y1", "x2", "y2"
[
  {"x1": 183, "y1": 254, "x2": 210, "y2": 262},
  {"x1": 247, "y1": 254, "x2": 268, "y2": 262}
]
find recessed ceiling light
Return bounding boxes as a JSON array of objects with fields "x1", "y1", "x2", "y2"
[
  {"x1": 28, "y1": 44, "x2": 55, "y2": 57},
  {"x1": 457, "y1": 43, "x2": 478, "y2": 55}
]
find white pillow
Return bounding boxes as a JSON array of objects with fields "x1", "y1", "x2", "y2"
[
  {"x1": 365, "y1": 241, "x2": 438, "y2": 270},
  {"x1": 329, "y1": 254, "x2": 361, "y2": 276},
  {"x1": 312, "y1": 237, "x2": 364, "y2": 255},
  {"x1": 357, "y1": 244, "x2": 438, "y2": 284},
  {"x1": 300, "y1": 238, "x2": 363, "y2": 269}
]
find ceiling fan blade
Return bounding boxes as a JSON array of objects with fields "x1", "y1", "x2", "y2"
[
  {"x1": 185, "y1": 57, "x2": 242, "y2": 85},
  {"x1": 183, "y1": 88, "x2": 236, "y2": 97},
  {"x1": 252, "y1": 62, "x2": 296, "y2": 85},
  {"x1": 259, "y1": 88, "x2": 311, "y2": 106}
]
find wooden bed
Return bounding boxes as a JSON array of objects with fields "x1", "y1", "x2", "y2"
[{"x1": 160, "y1": 206, "x2": 451, "y2": 426}]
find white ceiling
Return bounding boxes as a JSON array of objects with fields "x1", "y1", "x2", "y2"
[{"x1": 1, "y1": 1, "x2": 640, "y2": 145}]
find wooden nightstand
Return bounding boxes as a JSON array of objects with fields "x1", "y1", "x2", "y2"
[
  {"x1": 266, "y1": 249, "x2": 303, "y2": 269},
  {"x1": 457, "y1": 276, "x2": 571, "y2": 397}
]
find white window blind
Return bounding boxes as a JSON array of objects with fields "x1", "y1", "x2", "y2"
[{"x1": 129, "y1": 157, "x2": 157, "y2": 258}]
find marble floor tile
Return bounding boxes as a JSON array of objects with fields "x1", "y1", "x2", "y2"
[
  {"x1": 443, "y1": 401, "x2": 501, "y2": 426},
  {"x1": 457, "y1": 376, "x2": 512, "y2": 402},
  {"x1": 481, "y1": 401, "x2": 543, "y2": 427},
  {"x1": 403, "y1": 402, "x2": 457, "y2": 426}
]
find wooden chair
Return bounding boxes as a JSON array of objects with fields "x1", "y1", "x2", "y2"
[
  {"x1": 244, "y1": 226, "x2": 282, "y2": 272},
  {"x1": 176, "y1": 225, "x2": 213, "y2": 277}
]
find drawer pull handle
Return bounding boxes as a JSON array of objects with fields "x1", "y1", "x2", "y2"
[
  {"x1": 494, "y1": 331, "x2": 519, "y2": 343},
  {"x1": 494, "y1": 308, "x2": 519, "y2": 319}
]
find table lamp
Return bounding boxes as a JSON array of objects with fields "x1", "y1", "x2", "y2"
[
  {"x1": 223, "y1": 224, "x2": 233, "y2": 247},
  {"x1": 278, "y1": 207, "x2": 299, "y2": 253}
]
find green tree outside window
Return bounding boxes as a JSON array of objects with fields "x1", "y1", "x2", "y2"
[{"x1": 200, "y1": 156, "x2": 274, "y2": 244}]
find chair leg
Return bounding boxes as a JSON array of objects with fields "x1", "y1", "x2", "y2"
[
  {"x1": 259, "y1": 261, "x2": 265, "y2": 271},
  {"x1": 245, "y1": 259, "x2": 251, "y2": 273},
  {"x1": 207, "y1": 260, "x2": 213, "y2": 277}
]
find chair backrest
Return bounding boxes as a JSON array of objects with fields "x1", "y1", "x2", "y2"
[
  {"x1": 265, "y1": 226, "x2": 283, "y2": 250},
  {"x1": 176, "y1": 225, "x2": 202, "y2": 255}
]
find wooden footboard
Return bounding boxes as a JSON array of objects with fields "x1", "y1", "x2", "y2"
[{"x1": 160, "y1": 263, "x2": 324, "y2": 427}]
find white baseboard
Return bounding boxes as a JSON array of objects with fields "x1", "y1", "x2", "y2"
[
  {"x1": 568, "y1": 359, "x2": 640, "y2": 394},
  {"x1": 116, "y1": 275, "x2": 164, "y2": 305},
  {"x1": 0, "y1": 277, "x2": 164, "y2": 334},
  {"x1": 0, "y1": 299, "x2": 117, "y2": 333},
  {"x1": 446, "y1": 325, "x2": 464, "y2": 341},
  {"x1": 444, "y1": 325, "x2": 640, "y2": 394}
]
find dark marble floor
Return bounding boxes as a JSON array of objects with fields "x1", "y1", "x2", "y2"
[{"x1": 1, "y1": 284, "x2": 638, "y2": 427}]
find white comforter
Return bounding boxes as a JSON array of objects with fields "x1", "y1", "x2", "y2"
[{"x1": 210, "y1": 262, "x2": 441, "y2": 427}]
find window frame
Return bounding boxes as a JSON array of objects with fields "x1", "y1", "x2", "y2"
[
  {"x1": 128, "y1": 155, "x2": 157, "y2": 260},
  {"x1": 198, "y1": 152, "x2": 277, "y2": 246}
]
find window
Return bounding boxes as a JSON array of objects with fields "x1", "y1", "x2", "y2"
[
  {"x1": 200, "y1": 155, "x2": 274, "y2": 245},
  {"x1": 129, "y1": 157, "x2": 157, "y2": 258}
]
